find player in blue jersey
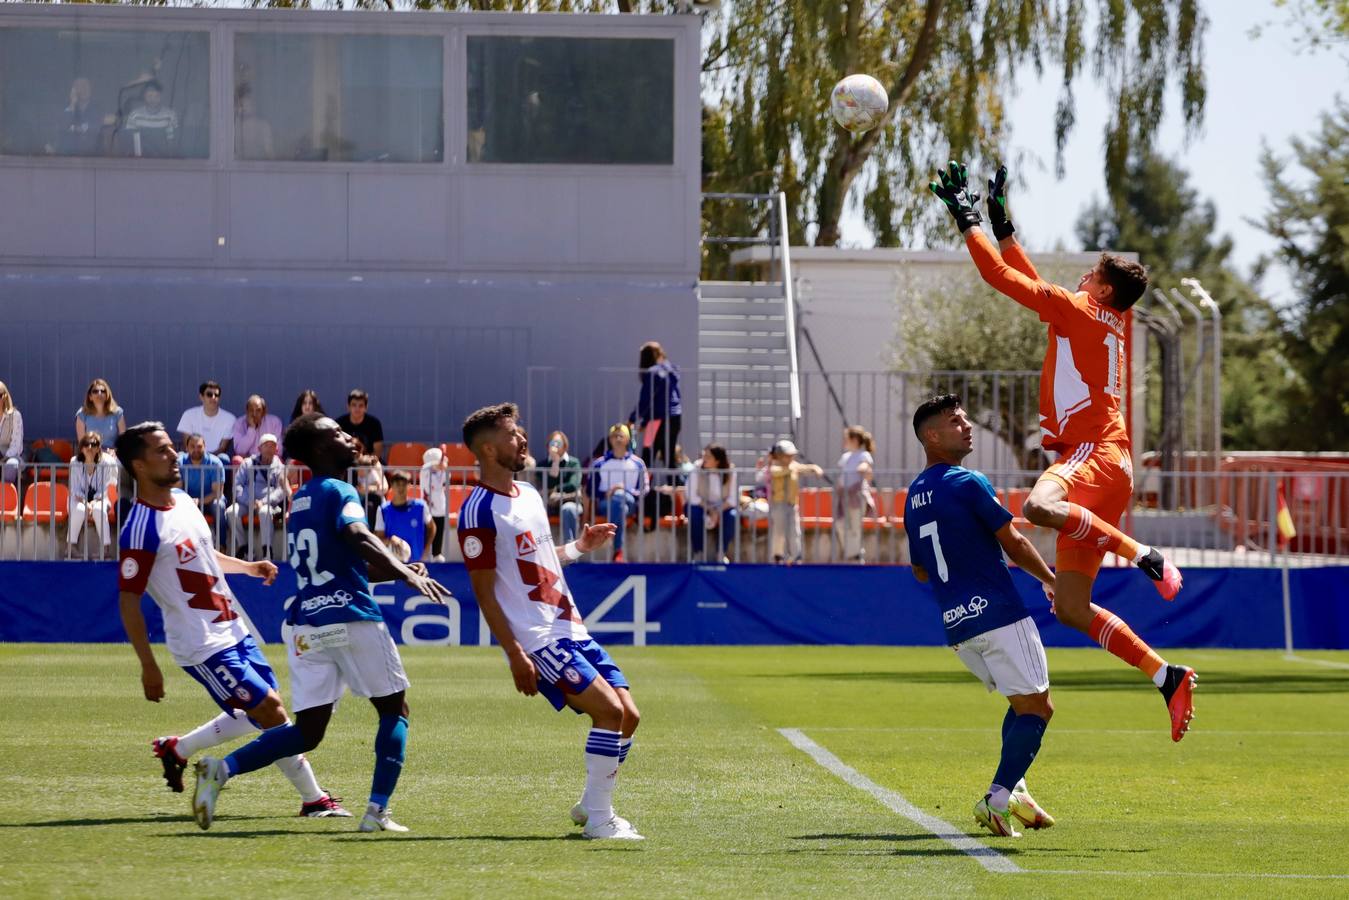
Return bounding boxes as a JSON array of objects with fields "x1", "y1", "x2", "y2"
[
  {"x1": 906, "y1": 394, "x2": 1061, "y2": 838},
  {"x1": 192, "y1": 413, "x2": 453, "y2": 833}
]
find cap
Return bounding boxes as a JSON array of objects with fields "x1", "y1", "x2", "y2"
[
  {"x1": 423, "y1": 447, "x2": 443, "y2": 466},
  {"x1": 260, "y1": 433, "x2": 278, "y2": 446},
  {"x1": 772, "y1": 438, "x2": 798, "y2": 456}
]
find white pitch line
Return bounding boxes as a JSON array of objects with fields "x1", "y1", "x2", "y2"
[
  {"x1": 1284, "y1": 653, "x2": 1349, "y2": 670},
  {"x1": 791, "y1": 726, "x2": 1349, "y2": 737},
  {"x1": 776, "y1": 727, "x2": 1021, "y2": 875},
  {"x1": 1029, "y1": 869, "x2": 1349, "y2": 881}
]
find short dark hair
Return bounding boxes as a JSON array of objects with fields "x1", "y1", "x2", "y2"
[
  {"x1": 284, "y1": 412, "x2": 327, "y2": 468},
  {"x1": 116, "y1": 421, "x2": 168, "y2": 475},
  {"x1": 1100, "y1": 253, "x2": 1148, "y2": 311},
  {"x1": 388, "y1": 469, "x2": 411, "y2": 484},
  {"x1": 462, "y1": 402, "x2": 520, "y2": 453},
  {"x1": 347, "y1": 389, "x2": 368, "y2": 404},
  {"x1": 142, "y1": 79, "x2": 163, "y2": 95},
  {"x1": 912, "y1": 394, "x2": 963, "y2": 440},
  {"x1": 199, "y1": 380, "x2": 221, "y2": 396}
]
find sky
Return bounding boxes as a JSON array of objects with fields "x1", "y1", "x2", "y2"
[{"x1": 842, "y1": 0, "x2": 1346, "y2": 307}]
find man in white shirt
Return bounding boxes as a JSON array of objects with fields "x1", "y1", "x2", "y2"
[{"x1": 177, "y1": 381, "x2": 237, "y2": 462}]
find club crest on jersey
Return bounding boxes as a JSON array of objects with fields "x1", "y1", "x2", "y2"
[
  {"x1": 562, "y1": 666, "x2": 582, "y2": 685},
  {"x1": 234, "y1": 687, "x2": 251, "y2": 701},
  {"x1": 175, "y1": 539, "x2": 199, "y2": 564},
  {"x1": 515, "y1": 531, "x2": 538, "y2": 556},
  {"x1": 120, "y1": 557, "x2": 139, "y2": 579}
]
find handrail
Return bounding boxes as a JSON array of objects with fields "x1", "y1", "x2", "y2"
[{"x1": 776, "y1": 192, "x2": 803, "y2": 423}]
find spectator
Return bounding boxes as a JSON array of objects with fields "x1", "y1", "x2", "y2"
[
  {"x1": 336, "y1": 389, "x2": 385, "y2": 462},
  {"x1": 0, "y1": 380, "x2": 23, "y2": 484},
  {"x1": 835, "y1": 425, "x2": 877, "y2": 563},
  {"x1": 49, "y1": 76, "x2": 107, "y2": 156},
  {"x1": 419, "y1": 446, "x2": 449, "y2": 562},
  {"x1": 226, "y1": 433, "x2": 287, "y2": 560},
  {"x1": 758, "y1": 438, "x2": 822, "y2": 565},
  {"x1": 234, "y1": 87, "x2": 274, "y2": 160},
  {"x1": 123, "y1": 80, "x2": 178, "y2": 157},
  {"x1": 687, "y1": 443, "x2": 739, "y2": 564},
  {"x1": 176, "y1": 381, "x2": 236, "y2": 462},
  {"x1": 178, "y1": 433, "x2": 226, "y2": 542},
  {"x1": 288, "y1": 389, "x2": 324, "y2": 425},
  {"x1": 376, "y1": 470, "x2": 435, "y2": 564},
  {"x1": 230, "y1": 394, "x2": 284, "y2": 463},
  {"x1": 628, "y1": 340, "x2": 683, "y2": 469},
  {"x1": 67, "y1": 432, "x2": 115, "y2": 558},
  {"x1": 351, "y1": 436, "x2": 387, "y2": 527},
  {"x1": 75, "y1": 378, "x2": 126, "y2": 453},
  {"x1": 542, "y1": 430, "x2": 583, "y2": 543},
  {"x1": 589, "y1": 423, "x2": 648, "y2": 563}
]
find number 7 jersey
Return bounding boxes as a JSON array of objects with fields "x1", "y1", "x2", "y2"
[
  {"x1": 457, "y1": 481, "x2": 591, "y2": 654},
  {"x1": 285, "y1": 476, "x2": 383, "y2": 627}
]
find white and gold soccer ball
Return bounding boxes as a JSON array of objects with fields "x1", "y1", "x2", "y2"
[{"x1": 830, "y1": 73, "x2": 889, "y2": 134}]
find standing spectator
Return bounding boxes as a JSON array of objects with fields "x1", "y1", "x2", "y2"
[
  {"x1": 542, "y1": 430, "x2": 583, "y2": 543},
  {"x1": 75, "y1": 378, "x2": 126, "y2": 453},
  {"x1": 376, "y1": 470, "x2": 435, "y2": 564},
  {"x1": 123, "y1": 80, "x2": 178, "y2": 157},
  {"x1": 835, "y1": 426, "x2": 877, "y2": 563},
  {"x1": 67, "y1": 432, "x2": 116, "y2": 558},
  {"x1": 288, "y1": 389, "x2": 324, "y2": 426},
  {"x1": 230, "y1": 395, "x2": 285, "y2": 464},
  {"x1": 589, "y1": 424, "x2": 648, "y2": 563},
  {"x1": 0, "y1": 380, "x2": 23, "y2": 484},
  {"x1": 226, "y1": 434, "x2": 288, "y2": 560},
  {"x1": 350, "y1": 436, "x2": 387, "y2": 527},
  {"x1": 336, "y1": 389, "x2": 385, "y2": 462},
  {"x1": 419, "y1": 446, "x2": 449, "y2": 562},
  {"x1": 687, "y1": 443, "x2": 738, "y2": 564},
  {"x1": 629, "y1": 342, "x2": 682, "y2": 526},
  {"x1": 759, "y1": 439, "x2": 823, "y2": 565},
  {"x1": 49, "y1": 76, "x2": 107, "y2": 156},
  {"x1": 178, "y1": 433, "x2": 226, "y2": 542},
  {"x1": 177, "y1": 381, "x2": 236, "y2": 462}
]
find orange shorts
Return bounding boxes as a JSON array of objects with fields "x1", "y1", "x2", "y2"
[{"x1": 1040, "y1": 441, "x2": 1133, "y2": 577}]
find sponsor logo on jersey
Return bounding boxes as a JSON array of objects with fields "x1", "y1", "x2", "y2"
[
  {"x1": 175, "y1": 538, "x2": 199, "y2": 565},
  {"x1": 463, "y1": 536, "x2": 483, "y2": 559},
  {"x1": 943, "y1": 595, "x2": 990, "y2": 628},
  {"x1": 515, "y1": 531, "x2": 538, "y2": 556},
  {"x1": 121, "y1": 557, "x2": 139, "y2": 579},
  {"x1": 300, "y1": 589, "x2": 354, "y2": 613}
]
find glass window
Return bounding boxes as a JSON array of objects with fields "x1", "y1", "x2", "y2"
[
  {"x1": 467, "y1": 36, "x2": 673, "y2": 165},
  {"x1": 235, "y1": 33, "x2": 442, "y2": 163},
  {"x1": 0, "y1": 27, "x2": 210, "y2": 159}
]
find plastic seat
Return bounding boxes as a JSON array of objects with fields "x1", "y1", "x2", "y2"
[
  {"x1": 445, "y1": 484, "x2": 475, "y2": 526},
  {"x1": 1005, "y1": 487, "x2": 1032, "y2": 527},
  {"x1": 799, "y1": 487, "x2": 833, "y2": 529},
  {"x1": 384, "y1": 484, "x2": 424, "y2": 502},
  {"x1": 386, "y1": 442, "x2": 428, "y2": 469},
  {"x1": 105, "y1": 483, "x2": 119, "y2": 523},
  {"x1": 863, "y1": 487, "x2": 890, "y2": 531},
  {"x1": 658, "y1": 489, "x2": 687, "y2": 529},
  {"x1": 0, "y1": 483, "x2": 18, "y2": 523},
  {"x1": 891, "y1": 488, "x2": 909, "y2": 530},
  {"x1": 22, "y1": 482, "x2": 70, "y2": 525}
]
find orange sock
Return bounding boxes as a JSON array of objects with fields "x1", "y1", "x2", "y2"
[
  {"x1": 1088, "y1": 610, "x2": 1165, "y2": 679},
  {"x1": 1063, "y1": 503, "x2": 1141, "y2": 561}
]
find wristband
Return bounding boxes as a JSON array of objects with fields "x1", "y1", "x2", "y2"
[{"x1": 562, "y1": 542, "x2": 583, "y2": 561}]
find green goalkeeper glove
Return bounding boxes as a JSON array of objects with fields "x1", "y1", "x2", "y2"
[
  {"x1": 986, "y1": 164, "x2": 1016, "y2": 241},
  {"x1": 929, "y1": 160, "x2": 982, "y2": 233}
]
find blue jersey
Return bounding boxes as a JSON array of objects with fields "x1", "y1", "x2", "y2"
[
  {"x1": 905, "y1": 464, "x2": 1028, "y2": 645},
  {"x1": 285, "y1": 477, "x2": 382, "y2": 627}
]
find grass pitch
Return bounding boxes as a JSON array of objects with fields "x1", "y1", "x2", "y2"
[{"x1": 2, "y1": 644, "x2": 1348, "y2": 897}]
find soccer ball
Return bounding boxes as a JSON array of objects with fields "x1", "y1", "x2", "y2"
[{"x1": 830, "y1": 74, "x2": 889, "y2": 134}]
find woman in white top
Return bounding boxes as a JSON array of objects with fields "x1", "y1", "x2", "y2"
[
  {"x1": 420, "y1": 446, "x2": 449, "y2": 561},
  {"x1": 687, "y1": 443, "x2": 739, "y2": 563},
  {"x1": 0, "y1": 380, "x2": 22, "y2": 485},
  {"x1": 68, "y1": 431, "x2": 117, "y2": 557},
  {"x1": 835, "y1": 425, "x2": 875, "y2": 563}
]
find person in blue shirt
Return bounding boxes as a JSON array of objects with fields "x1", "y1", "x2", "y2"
[
  {"x1": 906, "y1": 394, "x2": 1059, "y2": 839},
  {"x1": 178, "y1": 433, "x2": 226, "y2": 541},
  {"x1": 376, "y1": 470, "x2": 435, "y2": 563},
  {"x1": 192, "y1": 413, "x2": 453, "y2": 834}
]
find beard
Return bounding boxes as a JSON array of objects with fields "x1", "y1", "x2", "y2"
[{"x1": 509, "y1": 455, "x2": 527, "y2": 473}]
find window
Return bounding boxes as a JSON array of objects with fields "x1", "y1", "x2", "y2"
[
  {"x1": 0, "y1": 27, "x2": 210, "y2": 159},
  {"x1": 235, "y1": 33, "x2": 443, "y2": 163},
  {"x1": 467, "y1": 36, "x2": 673, "y2": 165}
]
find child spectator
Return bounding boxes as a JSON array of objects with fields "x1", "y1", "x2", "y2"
[
  {"x1": 75, "y1": 378, "x2": 126, "y2": 454},
  {"x1": 835, "y1": 425, "x2": 877, "y2": 563},
  {"x1": 688, "y1": 443, "x2": 738, "y2": 564},
  {"x1": 0, "y1": 380, "x2": 22, "y2": 484},
  {"x1": 589, "y1": 423, "x2": 648, "y2": 563},
  {"x1": 759, "y1": 438, "x2": 823, "y2": 564},
  {"x1": 376, "y1": 469, "x2": 434, "y2": 563},
  {"x1": 542, "y1": 430, "x2": 583, "y2": 543},
  {"x1": 68, "y1": 432, "x2": 116, "y2": 558},
  {"x1": 419, "y1": 446, "x2": 449, "y2": 562}
]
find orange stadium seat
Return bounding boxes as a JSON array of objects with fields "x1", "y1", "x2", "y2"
[
  {"x1": 799, "y1": 487, "x2": 833, "y2": 529},
  {"x1": 890, "y1": 488, "x2": 909, "y2": 530},
  {"x1": 863, "y1": 487, "x2": 890, "y2": 531},
  {"x1": 386, "y1": 442, "x2": 428, "y2": 469},
  {"x1": 105, "y1": 483, "x2": 118, "y2": 522},
  {"x1": 1005, "y1": 487, "x2": 1031, "y2": 527},
  {"x1": 384, "y1": 484, "x2": 424, "y2": 502},
  {"x1": 22, "y1": 482, "x2": 69, "y2": 525},
  {"x1": 0, "y1": 482, "x2": 18, "y2": 523},
  {"x1": 445, "y1": 484, "x2": 475, "y2": 527},
  {"x1": 441, "y1": 442, "x2": 477, "y2": 468}
]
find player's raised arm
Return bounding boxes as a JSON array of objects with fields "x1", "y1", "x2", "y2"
[
  {"x1": 214, "y1": 551, "x2": 278, "y2": 585},
  {"x1": 985, "y1": 165, "x2": 1040, "y2": 280}
]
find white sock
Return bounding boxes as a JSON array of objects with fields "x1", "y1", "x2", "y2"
[
  {"x1": 988, "y1": 784, "x2": 1012, "y2": 812},
  {"x1": 1132, "y1": 543, "x2": 1153, "y2": 564},
  {"x1": 274, "y1": 753, "x2": 324, "y2": 803},
  {"x1": 176, "y1": 710, "x2": 256, "y2": 758},
  {"x1": 1151, "y1": 665, "x2": 1170, "y2": 688},
  {"x1": 583, "y1": 728, "x2": 622, "y2": 824}
]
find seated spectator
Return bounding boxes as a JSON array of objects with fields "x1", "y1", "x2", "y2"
[
  {"x1": 289, "y1": 389, "x2": 324, "y2": 426},
  {"x1": 178, "y1": 433, "x2": 226, "y2": 542},
  {"x1": 419, "y1": 446, "x2": 449, "y2": 562},
  {"x1": 375, "y1": 470, "x2": 434, "y2": 563},
  {"x1": 350, "y1": 436, "x2": 387, "y2": 527},
  {"x1": 758, "y1": 438, "x2": 823, "y2": 565},
  {"x1": 68, "y1": 432, "x2": 116, "y2": 558},
  {"x1": 688, "y1": 443, "x2": 739, "y2": 564},
  {"x1": 0, "y1": 380, "x2": 23, "y2": 484},
  {"x1": 835, "y1": 425, "x2": 877, "y2": 563},
  {"x1": 336, "y1": 389, "x2": 385, "y2": 462},
  {"x1": 226, "y1": 433, "x2": 287, "y2": 560},
  {"x1": 177, "y1": 381, "x2": 236, "y2": 462},
  {"x1": 230, "y1": 394, "x2": 284, "y2": 463},
  {"x1": 589, "y1": 423, "x2": 648, "y2": 563},
  {"x1": 542, "y1": 430, "x2": 583, "y2": 543},
  {"x1": 49, "y1": 76, "x2": 108, "y2": 157},
  {"x1": 124, "y1": 80, "x2": 178, "y2": 157},
  {"x1": 75, "y1": 378, "x2": 126, "y2": 454}
]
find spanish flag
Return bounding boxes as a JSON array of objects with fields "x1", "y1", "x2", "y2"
[{"x1": 1276, "y1": 483, "x2": 1297, "y2": 547}]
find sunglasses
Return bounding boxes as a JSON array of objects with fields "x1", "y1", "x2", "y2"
[
  {"x1": 81, "y1": 441, "x2": 100, "y2": 448},
  {"x1": 89, "y1": 387, "x2": 107, "y2": 394},
  {"x1": 204, "y1": 392, "x2": 221, "y2": 398}
]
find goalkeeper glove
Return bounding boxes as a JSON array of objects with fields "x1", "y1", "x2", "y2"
[
  {"x1": 929, "y1": 160, "x2": 982, "y2": 233},
  {"x1": 986, "y1": 164, "x2": 1016, "y2": 240}
]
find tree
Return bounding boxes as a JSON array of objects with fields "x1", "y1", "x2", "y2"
[
  {"x1": 702, "y1": 0, "x2": 1207, "y2": 248},
  {"x1": 1257, "y1": 101, "x2": 1349, "y2": 450}
]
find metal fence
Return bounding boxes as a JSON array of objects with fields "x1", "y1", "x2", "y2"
[{"x1": 4, "y1": 462, "x2": 1345, "y2": 570}]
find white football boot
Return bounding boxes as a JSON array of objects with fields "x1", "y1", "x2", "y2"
[
  {"x1": 1008, "y1": 779, "x2": 1056, "y2": 829},
  {"x1": 358, "y1": 803, "x2": 410, "y2": 833},
  {"x1": 191, "y1": 757, "x2": 229, "y2": 831},
  {"x1": 582, "y1": 814, "x2": 644, "y2": 841},
  {"x1": 973, "y1": 794, "x2": 1022, "y2": 838}
]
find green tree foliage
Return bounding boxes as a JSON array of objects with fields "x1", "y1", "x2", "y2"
[
  {"x1": 1257, "y1": 101, "x2": 1349, "y2": 450},
  {"x1": 1075, "y1": 152, "x2": 1300, "y2": 450}
]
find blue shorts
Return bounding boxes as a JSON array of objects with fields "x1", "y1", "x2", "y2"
[
  {"x1": 529, "y1": 638, "x2": 629, "y2": 713},
  {"x1": 183, "y1": 636, "x2": 278, "y2": 715}
]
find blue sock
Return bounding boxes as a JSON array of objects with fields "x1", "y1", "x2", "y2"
[
  {"x1": 992, "y1": 714, "x2": 1048, "y2": 794},
  {"x1": 224, "y1": 723, "x2": 307, "y2": 777},
  {"x1": 369, "y1": 715, "x2": 408, "y2": 808},
  {"x1": 1001, "y1": 707, "x2": 1015, "y2": 743}
]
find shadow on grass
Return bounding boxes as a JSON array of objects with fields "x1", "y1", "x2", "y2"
[
  {"x1": 327, "y1": 834, "x2": 580, "y2": 843},
  {"x1": 769, "y1": 669, "x2": 1349, "y2": 694},
  {"x1": 0, "y1": 814, "x2": 274, "y2": 828}
]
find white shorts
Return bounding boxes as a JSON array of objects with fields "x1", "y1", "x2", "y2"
[
  {"x1": 953, "y1": 617, "x2": 1049, "y2": 697},
  {"x1": 287, "y1": 620, "x2": 410, "y2": 712}
]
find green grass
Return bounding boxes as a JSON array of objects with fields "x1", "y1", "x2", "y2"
[{"x1": 2, "y1": 644, "x2": 1348, "y2": 898}]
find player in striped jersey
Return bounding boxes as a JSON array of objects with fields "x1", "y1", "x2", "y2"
[
  {"x1": 458, "y1": 402, "x2": 644, "y2": 841},
  {"x1": 932, "y1": 161, "x2": 1196, "y2": 742},
  {"x1": 115, "y1": 422, "x2": 348, "y2": 818}
]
